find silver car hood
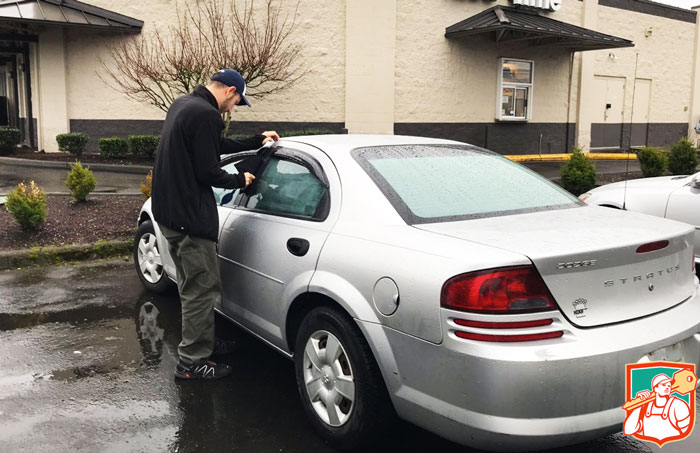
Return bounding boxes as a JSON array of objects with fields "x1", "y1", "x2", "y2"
[{"x1": 416, "y1": 206, "x2": 697, "y2": 327}]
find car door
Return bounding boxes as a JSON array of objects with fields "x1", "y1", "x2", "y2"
[
  {"x1": 217, "y1": 144, "x2": 338, "y2": 350},
  {"x1": 211, "y1": 154, "x2": 254, "y2": 309},
  {"x1": 665, "y1": 173, "x2": 700, "y2": 259}
]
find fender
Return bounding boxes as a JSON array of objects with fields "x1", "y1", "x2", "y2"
[
  {"x1": 307, "y1": 270, "x2": 382, "y2": 324},
  {"x1": 307, "y1": 270, "x2": 403, "y2": 393}
]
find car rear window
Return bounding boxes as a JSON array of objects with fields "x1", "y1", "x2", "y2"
[{"x1": 352, "y1": 145, "x2": 580, "y2": 224}]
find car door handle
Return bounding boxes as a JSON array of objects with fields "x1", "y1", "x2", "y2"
[{"x1": 287, "y1": 238, "x2": 310, "y2": 257}]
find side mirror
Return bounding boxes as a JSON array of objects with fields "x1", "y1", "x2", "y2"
[{"x1": 692, "y1": 174, "x2": 700, "y2": 190}]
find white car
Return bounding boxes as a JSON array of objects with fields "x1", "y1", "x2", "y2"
[{"x1": 580, "y1": 172, "x2": 700, "y2": 265}]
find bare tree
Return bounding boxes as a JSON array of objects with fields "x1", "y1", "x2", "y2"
[{"x1": 100, "y1": 0, "x2": 307, "y2": 113}]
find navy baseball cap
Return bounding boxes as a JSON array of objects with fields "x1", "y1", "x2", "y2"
[{"x1": 210, "y1": 69, "x2": 251, "y2": 107}]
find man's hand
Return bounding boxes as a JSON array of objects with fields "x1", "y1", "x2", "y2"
[
  {"x1": 261, "y1": 130, "x2": 280, "y2": 145},
  {"x1": 244, "y1": 172, "x2": 256, "y2": 187},
  {"x1": 635, "y1": 390, "x2": 651, "y2": 400}
]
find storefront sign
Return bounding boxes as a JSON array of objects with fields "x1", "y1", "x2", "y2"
[{"x1": 511, "y1": 0, "x2": 562, "y2": 12}]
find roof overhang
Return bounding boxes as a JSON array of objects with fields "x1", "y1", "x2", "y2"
[
  {"x1": 0, "y1": 0, "x2": 142, "y2": 32},
  {"x1": 446, "y1": 6, "x2": 633, "y2": 51}
]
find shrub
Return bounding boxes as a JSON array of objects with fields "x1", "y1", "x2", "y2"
[
  {"x1": 56, "y1": 133, "x2": 89, "y2": 156},
  {"x1": 281, "y1": 129, "x2": 335, "y2": 137},
  {"x1": 65, "y1": 161, "x2": 97, "y2": 202},
  {"x1": 637, "y1": 147, "x2": 667, "y2": 177},
  {"x1": 227, "y1": 129, "x2": 335, "y2": 141},
  {"x1": 99, "y1": 137, "x2": 128, "y2": 158},
  {"x1": 560, "y1": 146, "x2": 597, "y2": 196},
  {"x1": 668, "y1": 137, "x2": 699, "y2": 175},
  {"x1": 5, "y1": 181, "x2": 47, "y2": 230},
  {"x1": 0, "y1": 126, "x2": 21, "y2": 155},
  {"x1": 140, "y1": 170, "x2": 153, "y2": 199},
  {"x1": 128, "y1": 135, "x2": 159, "y2": 158}
]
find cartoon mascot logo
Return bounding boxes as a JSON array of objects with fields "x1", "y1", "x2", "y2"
[{"x1": 622, "y1": 361, "x2": 697, "y2": 446}]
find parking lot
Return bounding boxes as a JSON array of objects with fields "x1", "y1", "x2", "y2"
[{"x1": 3, "y1": 259, "x2": 696, "y2": 452}]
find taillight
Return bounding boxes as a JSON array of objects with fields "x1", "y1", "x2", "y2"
[
  {"x1": 441, "y1": 266, "x2": 557, "y2": 313},
  {"x1": 636, "y1": 240, "x2": 669, "y2": 254},
  {"x1": 454, "y1": 330, "x2": 563, "y2": 342}
]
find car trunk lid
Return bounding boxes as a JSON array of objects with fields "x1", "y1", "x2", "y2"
[{"x1": 416, "y1": 206, "x2": 696, "y2": 327}]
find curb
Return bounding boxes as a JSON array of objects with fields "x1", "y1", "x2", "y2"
[
  {"x1": 505, "y1": 153, "x2": 638, "y2": 162},
  {"x1": 0, "y1": 156, "x2": 151, "y2": 175},
  {"x1": 0, "y1": 239, "x2": 131, "y2": 271}
]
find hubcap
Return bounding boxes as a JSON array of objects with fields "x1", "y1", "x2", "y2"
[
  {"x1": 303, "y1": 330, "x2": 355, "y2": 427},
  {"x1": 137, "y1": 232, "x2": 163, "y2": 284}
]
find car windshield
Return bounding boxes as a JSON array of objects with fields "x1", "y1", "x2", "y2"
[{"x1": 352, "y1": 144, "x2": 581, "y2": 224}]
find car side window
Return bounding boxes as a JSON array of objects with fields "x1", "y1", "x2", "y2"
[
  {"x1": 243, "y1": 157, "x2": 328, "y2": 219},
  {"x1": 213, "y1": 161, "x2": 243, "y2": 208}
]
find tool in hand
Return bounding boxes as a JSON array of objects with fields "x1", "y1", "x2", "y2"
[{"x1": 622, "y1": 369, "x2": 697, "y2": 411}]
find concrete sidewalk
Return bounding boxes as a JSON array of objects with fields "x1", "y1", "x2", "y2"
[{"x1": 0, "y1": 156, "x2": 149, "y2": 195}]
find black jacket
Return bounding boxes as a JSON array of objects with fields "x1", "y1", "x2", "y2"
[{"x1": 152, "y1": 85, "x2": 264, "y2": 241}]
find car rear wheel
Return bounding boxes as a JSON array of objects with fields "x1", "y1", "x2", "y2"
[
  {"x1": 134, "y1": 220, "x2": 171, "y2": 293},
  {"x1": 294, "y1": 306, "x2": 394, "y2": 450}
]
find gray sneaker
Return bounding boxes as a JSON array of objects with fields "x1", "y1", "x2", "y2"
[{"x1": 174, "y1": 360, "x2": 232, "y2": 380}]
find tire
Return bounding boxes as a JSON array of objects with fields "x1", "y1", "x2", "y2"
[
  {"x1": 294, "y1": 306, "x2": 395, "y2": 450},
  {"x1": 134, "y1": 220, "x2": 172, "y2": 293}
]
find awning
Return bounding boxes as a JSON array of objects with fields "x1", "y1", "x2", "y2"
[
  {"x1": 0, "y1": 0, "x2": 142, "y2": 32},
  {"x1": 446, "y1": 6, "x2": 633, "y2": 51}
]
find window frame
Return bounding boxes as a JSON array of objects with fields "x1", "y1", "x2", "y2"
[
  {"x1": 233, "y1": 148, "x2": 331, "y2": 222},
  {"x1": 214, "y1": 151, "x2": 258, "y2": 208},
  {"x1": 496, "y1": 58, "x2": 534, "y2": 122}
]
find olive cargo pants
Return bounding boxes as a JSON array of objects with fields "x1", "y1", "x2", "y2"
[{"x1": 161, "y1": 226, "x2": 220, "y2": 365}]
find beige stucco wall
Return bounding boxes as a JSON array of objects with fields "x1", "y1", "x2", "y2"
[
  {"x1": 395, "y1": 0, "x2": 583, "y2": 124},
  {"x1": 64, "y1": 0, "x2": 345, "y2": 123},
  {"x1": 689, "y1": 6, "x2": 700, "y2": 145},
  {"x1": 28, "y1": 0, "x2": 697, "y2": 150},
  {"x1": 36, "y1": 28, "x2": 69, "y2": 153},
  {"x1": 345, "y1": 0, "x2": 395, "y2": 134},
  {"x1": 594, "y1": 5, "x2": 695, "y2": 125}
]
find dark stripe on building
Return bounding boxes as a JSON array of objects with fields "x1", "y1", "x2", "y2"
[
  {"x1": 599, "y1": 0, "x2": 696, "y2": 24},
  {"x1": 591, "y1": 122, "x2": 688, "y2": 148},
  {"x1": 394, "y1": 122, "x2": 576, "y2": 155},
  {"x1": 70, "y1": 120, "x2": 346, "y2": 152}
]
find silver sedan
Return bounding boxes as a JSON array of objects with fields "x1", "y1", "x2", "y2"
[{"x1": 134, "y1": 135, "x2": 700, "y2": 451}]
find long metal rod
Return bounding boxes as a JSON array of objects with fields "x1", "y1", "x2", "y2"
[{"x1": 623, "y1": 52, "x2": 640, "y2": 210}]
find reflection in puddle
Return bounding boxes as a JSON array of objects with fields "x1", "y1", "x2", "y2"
[{"x1": 137, "y1": 302, "x2": 165, "y2": 366}]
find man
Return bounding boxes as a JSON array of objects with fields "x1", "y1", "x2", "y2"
[
  {"x1": 623, "y1": 373, "x2": 692, "y2": 440},
  {"x1": 152, "y1": 69, "x2": 279, "y2": 379}
]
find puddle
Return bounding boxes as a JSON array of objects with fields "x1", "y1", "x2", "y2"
[
  {"x1": 50, "y1": 364, "x2": 117, "y2": 382},
  {"x1": 0, "y1": 303, "x2": 130, "y2": 331}
]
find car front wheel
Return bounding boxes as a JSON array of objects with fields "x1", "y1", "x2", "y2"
[
  {"x1": 294, "y1": 306, "x2": 394, "y2": 450},
  {"x1": 134, "y1": 220, "x2": 171, "y2": 293}
]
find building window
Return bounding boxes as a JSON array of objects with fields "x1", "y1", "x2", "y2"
[{"x1": 497, "y1": 58, "x2": 533, "y2": 121}]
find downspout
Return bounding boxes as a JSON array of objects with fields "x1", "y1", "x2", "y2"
[{"x1": 565, "y1": 51, "x2": 574, "y2": 152}]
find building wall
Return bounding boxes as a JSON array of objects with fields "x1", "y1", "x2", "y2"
[
  {"x1": 26, "y1": 0, "x2": 698, "y2": 154},
  {"x1": 394, "y1": 0, "x2": 583, "y2": 153},
  {"x1": 63, "y1": 0, "x2": 346, "y2": 150},
  {"x1": 395, "y1": 0, "x2": 583, "y2": 123},
  {"x1": 588, "y1": 3, "x2": 696, "y2": 148}
]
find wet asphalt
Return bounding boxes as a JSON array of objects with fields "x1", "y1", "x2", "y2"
[{"x1": 0, "y1": 259, "x2": 696, "y2": 452}]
